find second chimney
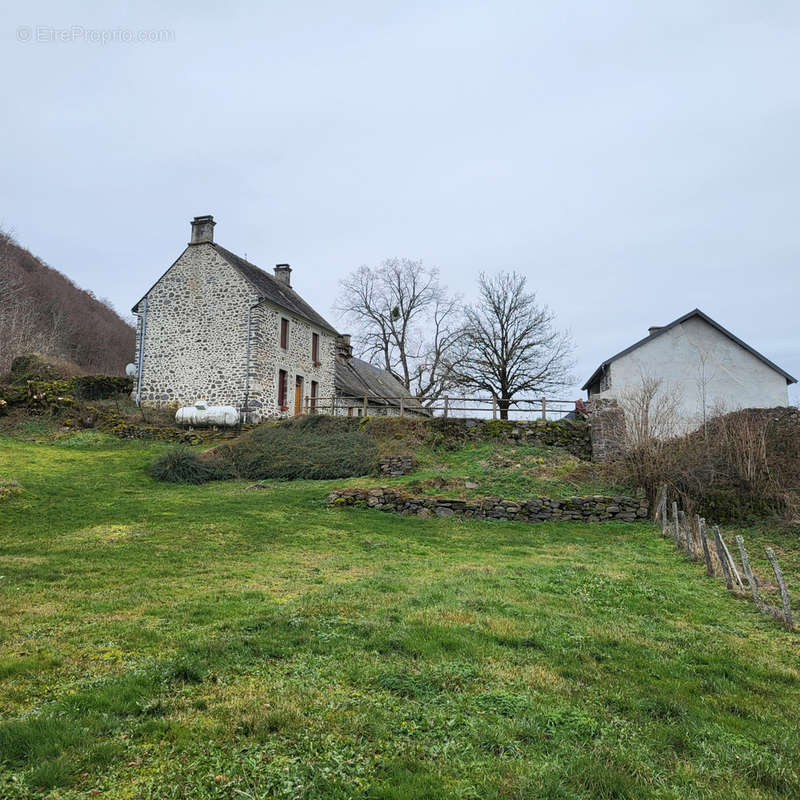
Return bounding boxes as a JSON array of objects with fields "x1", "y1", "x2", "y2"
[
  {"x1": 190, "y1": 215, "x2": 215, "y2": 244},
  {"x1": 274, "y1": 264, "x2": 292, "y2": 286},
  {"x1": 336, "y1": 334, "x2": 353, "y2": 363}
]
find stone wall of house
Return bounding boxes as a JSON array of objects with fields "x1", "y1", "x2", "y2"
[
  {"x1": 328, "y1": 487, "x2": 648, "y2": 522},
  {"x1": 253, "y1": 301, "x2": 336, "y2": 420},
  {"x1": 134, "y1": 244, "x2": 259, "y2": 410},
  {"x1": 132, "y1": 242, "x2": 336, "y2": 422}
]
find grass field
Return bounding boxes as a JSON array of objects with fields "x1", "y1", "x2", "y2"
[{"x1": 1, "y1": 432, "x2": 799, "y2": 799}]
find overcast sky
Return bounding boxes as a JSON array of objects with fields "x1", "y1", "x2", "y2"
[{"x1": 2, "y1": 1, "x2": 798, "y2": 401}]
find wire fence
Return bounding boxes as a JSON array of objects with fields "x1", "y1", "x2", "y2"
[{"x1": 654, "y1": 485, "x2": 794, "y2": 630}]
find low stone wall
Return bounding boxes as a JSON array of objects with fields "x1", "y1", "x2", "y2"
[
  {"x1": 425, "y1": 418, "x2": 591, "y2": 460},
  {"x1": 327, "y1": 487, "x2": 648, "y2": 522},
  {"x1": 378, "y1": 455, "x2": 415, "y2": 476}
]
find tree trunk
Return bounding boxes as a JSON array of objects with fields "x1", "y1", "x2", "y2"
[{"x1": 498, "y1": 399, "x2": 510, "y2": 420}]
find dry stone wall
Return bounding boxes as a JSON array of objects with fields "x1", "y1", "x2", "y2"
[
  {"x1": 378, "y1": 455, "x2": 415, "y2": 476},
  {"x1": 585, "y1": 399, "x2": 625, "y2": 462},
  {"x1": 328, "y1": 487, "x2": 648, "y2": 522},
  {"x1": 426, "y1": 418, "x2": 591, "y2": 459}
]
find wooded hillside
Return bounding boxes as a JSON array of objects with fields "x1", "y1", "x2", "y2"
[{"x1": 0, "y1": 229, "x2": 135, "y2": 375}]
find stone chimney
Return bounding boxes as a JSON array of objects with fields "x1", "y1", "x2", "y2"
[
  {"x1": 648, "y1": 326, "x2": 663, "y2": 336},
  {"x1": 274, "y1": 264, "x2": 292, "y2": 287},
  {"x1": 190, "y1": 215, "x2": 215, "y2": 244},
  {"x1": 336, "y1": 334, "x2": 353, "y2": 363}
]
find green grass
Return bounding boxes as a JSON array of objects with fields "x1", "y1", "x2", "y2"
[
  {"x1": 349, "y1": 439, "x2": 630, "y2": 499},
  {"x1": 1, "y1": 433, "x2": 799, "y2": 799}
]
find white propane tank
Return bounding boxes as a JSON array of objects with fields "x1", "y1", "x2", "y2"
[{"x1": 175, "y1": 400, "x2": 240, "y2": 427}]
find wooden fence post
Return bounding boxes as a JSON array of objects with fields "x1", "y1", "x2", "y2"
[
  {"x1": 678, "y1": 510, "x2": 694, "y2": 557},
  {"x1": 363, "y1": 395, "x2": 368, "y2": 417},
  {"x1": 735, "y1": 535, "x2": 765, "y2": 611},
  {"x1": 765, "y1": 547, "x2": 794, "y2": 628},
  {"x1": 443, "y1": 396, "x2": 449, "y2": 419},
  {"x1": 492, "y1": 397, "x2": 497, "y2": 420},
  {"x1": 304, "y1": 395, "x2": 309, "y2": 415},
  {"x1": 719, "y1": 535, "x2": 743, "y2": 588},
  {"x1": 540, "y1": 397, "x2": 547, "y2": 420},
  {"x1": 698, "y1": 517, "x2": 713, "y2": 576},
  {"x1": 672, "y1": 502, "x2": 680, "y2": 549},
  {"x1": 713, "y1": 526, "x2": 734, "y2": 590},
  {"x1": 657, "y1": 485, "x2": 667, "y2": 532},
  {"x1": 399, "y1": 397, "x2": 404, "y2": 417}
]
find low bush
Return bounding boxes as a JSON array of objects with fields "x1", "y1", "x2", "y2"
[
  {"x1": 151, "y1": 417, "x2": 381, "y2": 483},
  {"x1": 150, "y1": 447, "x2": 213, "y2": 484},
  {"x1": 618, "y1": 406, "x2": 800, "y2": 524},
  {"x1": 211, "y1": 422, "x2": 379, "y2": 481}
]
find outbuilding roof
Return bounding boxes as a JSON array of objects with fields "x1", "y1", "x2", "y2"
[
  {"x1": 582, "y1": 308, "x2": 797, "y2": 391},
  {"x1": 335, "y1": 356, "x2": 429, "y2": 414}
]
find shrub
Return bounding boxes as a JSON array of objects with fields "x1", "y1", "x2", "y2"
[
  {"x1": 209, "y1": 421, "x2": 379, "y2": 481},
  {"x1": 74, "y1": 376, "x2": 132, "y2": 400},
  {"x1": 150, "y1": 447, "x2": 213, "y2": 484},
  {"x1": 617, "y1": 405, "x2": 800, "y2": 524}
]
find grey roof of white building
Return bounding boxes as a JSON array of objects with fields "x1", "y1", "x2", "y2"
[{"x1": 582, "y1": 308, "x2": 797, "y2": 391}]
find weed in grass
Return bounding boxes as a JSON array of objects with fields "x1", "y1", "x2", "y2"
[{"x1": 28, "y1": 756, "x2": 74, "y2": 791}]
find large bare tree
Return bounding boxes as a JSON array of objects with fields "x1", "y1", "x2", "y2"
[
  {"x1": 335, "y1": 259, "x2": 461, "y2": 404},
  {"x1": 452, "y1": 271, "x2": 574, "y2": 418}
]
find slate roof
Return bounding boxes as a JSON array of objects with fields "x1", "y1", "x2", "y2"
[
  {"x1": 335, "y1": 356, "x2": 429, "y2": 414},
  {"x1": 582, "y1": 308, "x2": 797, "y2": 391},
  {"x1": 132, "y1": 243, "x2": 338, "y2": 335},
  {"x1": 212, "y1": 244, "x2": 339, "y2": 335}
]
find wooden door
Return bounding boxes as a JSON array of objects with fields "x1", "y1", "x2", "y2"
[{"x1": 294, "y1": 377, "x2": 303, "y2": 415}]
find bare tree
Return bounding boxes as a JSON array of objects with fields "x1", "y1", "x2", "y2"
[
  {"x1": 335, "y1": 259, "x2": 462, "y2": 404},
  {"x1": 451, "y1": 271, "x2": 573, "y2": 418},
  {"x1": 618, "y1": 373, "x2": 683, "y2": 445}
]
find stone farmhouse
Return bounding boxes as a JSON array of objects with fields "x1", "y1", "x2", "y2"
[
  {"x1": 131, "y1": 215, "x2": 423, "y2": 422},
  {"x1": 582, "y1": 308, "x2": 796, "y2": 431}
]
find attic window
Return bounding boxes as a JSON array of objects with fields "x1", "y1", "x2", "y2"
[{"x1": 280, "y1": 318, "x2": 289, "y2": 349}]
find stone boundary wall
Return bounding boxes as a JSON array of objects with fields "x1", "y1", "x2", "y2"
[
  {"x1": 327, "y1": 487, "x2": 648, "y2": 523},
  {"x1": 426, "y1": 418, "x2": 591, "y2": 460},
  {"x1": 378, "y1": 455, "x2": 415, "y2": 476},
  {"x1": 584, "y1": 399, "x2": 625, "y2": 463}
]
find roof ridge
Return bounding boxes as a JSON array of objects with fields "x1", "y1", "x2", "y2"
[
  {"x1": 212, "y1": 243, "x2": 339, "y2": 335},
  {"x1": 582, "y1": 308, "x2": 797, "y2": 390}
]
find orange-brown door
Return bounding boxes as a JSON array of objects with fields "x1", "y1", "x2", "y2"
[{"x1": 294, "y1": 377, "x2": 303, "y2": 415}]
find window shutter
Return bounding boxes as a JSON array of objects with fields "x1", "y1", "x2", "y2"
[
  {"x1": 312, "y1": 333, "x2": 319, "y2": 364},
  {"x1": 278, "y1": 370, "x2": 287, "y2": 408},
  {"x1": 281, "y1": 319, "x2": 289, "y2": 349}
]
